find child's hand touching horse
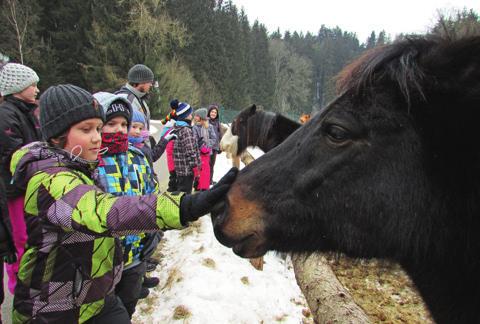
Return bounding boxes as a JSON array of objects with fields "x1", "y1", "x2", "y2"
[{"x1": 180, "y1": 167, "x2": 238, "y2": 224}]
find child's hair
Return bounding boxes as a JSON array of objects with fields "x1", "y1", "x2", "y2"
[{"x1": 47, "y1": 133, "x2": 68, "y2": 149}]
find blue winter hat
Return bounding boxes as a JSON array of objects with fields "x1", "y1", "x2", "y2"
[
  {"x1": 176, "y1": 102, "x2": 193, "y2": 120},
  {"x1": 132, "y1": 109, "x2": 146, "y2": 125}
]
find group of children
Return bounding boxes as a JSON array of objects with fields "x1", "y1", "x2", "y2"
[
  {"x1": 0, "y1": 62, "x2": 235, "y2": 323},
  {"x1": 161, "y1": 100, "x2": 222, "y2": 195}
]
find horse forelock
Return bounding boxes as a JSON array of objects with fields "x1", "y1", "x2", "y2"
[
  {"x1": 335, "y1": 37, "x2": 440, "y2": 109},
  {"x1": 254, "y1": 111, "x2": 276, "y2": 147},
  {"x1": 241, "y1": 110, "x2": 276, "y2": 152}
]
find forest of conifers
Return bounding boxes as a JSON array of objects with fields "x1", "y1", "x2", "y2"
[{"x1": 1, "y1": 0, "x2": 479, "y2": 119}]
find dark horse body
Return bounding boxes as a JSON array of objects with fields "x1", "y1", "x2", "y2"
[
  {"x1": 227, "y1": 104, "x2": 300, "y2": 156},
  {"x1": 213, "y1": 34, "x2": 480, "y2": 323}
]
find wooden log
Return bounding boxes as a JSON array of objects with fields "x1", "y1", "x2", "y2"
[{"x1": 292, "y1": 253, "x2": 371, "y2": 324}]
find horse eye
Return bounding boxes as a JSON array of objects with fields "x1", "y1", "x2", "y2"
[{"x1": 325, "y1": 125, "x2": 350, "y2": 142}]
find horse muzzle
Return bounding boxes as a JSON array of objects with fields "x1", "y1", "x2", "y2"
[{"x1": 211, "y1": 184, "x2": 268, "y2": 258}]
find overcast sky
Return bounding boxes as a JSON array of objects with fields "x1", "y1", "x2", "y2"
[{"x1": 230, "y1": 0, "x2": 479, "y2": 42}]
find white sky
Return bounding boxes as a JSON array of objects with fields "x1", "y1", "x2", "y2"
[{"x1": 231, "y1": 0, "x2": 480, "y2": 42}]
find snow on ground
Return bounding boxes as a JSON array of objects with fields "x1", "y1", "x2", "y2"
[{"x1": 133, "y1": 149, "x2": 313, "y2": 324}]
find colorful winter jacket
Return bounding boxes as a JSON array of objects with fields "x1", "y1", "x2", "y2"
[
  {"x1": 173, "y1": 121, "x2": 201, "y2": 177},
  {"x1": 95, "y1": 146, "x2": 158, "y2": 269},
  {"x1": 10, "y1": 142, "x2": 184, "y2": 323}
]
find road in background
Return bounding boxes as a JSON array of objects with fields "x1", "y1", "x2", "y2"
[{"x1": 150, "y1": 120, "x2": 170, "y2": 191}]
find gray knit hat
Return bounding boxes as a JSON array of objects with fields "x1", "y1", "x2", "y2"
[
  {"x1": 127, "y1": 64, "x2": 154, "y2": 84},
  {"x1": 0, "y1": 63, "x2": 39, "y2": 96},
  {"x1": 194, "y1": 108, "x2": 208, "y2": 120},
  {"x1": 39, "y1": 84, "x2": 105, "y2": 141}
]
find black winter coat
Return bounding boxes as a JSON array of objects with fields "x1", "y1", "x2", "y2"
[
  {"x1": 0, "y1": 178, "x2": 16, "y2": 264},
  {"x1": 0, "y1": 96, "x2": 41, "y2": 198}
]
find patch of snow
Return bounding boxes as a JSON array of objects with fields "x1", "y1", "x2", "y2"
[{"x1": 133, "y1": 150, "x2": 311, "y2": 323}]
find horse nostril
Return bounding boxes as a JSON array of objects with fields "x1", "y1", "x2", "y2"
[{"x1": 210, "y1": 200, "x2": 226, "y2": 223}]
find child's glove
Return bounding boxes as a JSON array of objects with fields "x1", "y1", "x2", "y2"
[
  {"x1": 180, "y1": 167, "x2": 238, "y2": 224},
  {"x1": 141, "y1": 130, "x2": 150, "y2": 141},
  {"x1": 164, "y1": 129, "x2": 178, "y2": 141},
  {"x1": 200, "y1": 145, "x2": 211, "y2": 155}
]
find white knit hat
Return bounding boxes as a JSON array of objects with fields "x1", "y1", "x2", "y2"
[{"x1": 0, "y1": 63, "x2": 39, "y2": 96}]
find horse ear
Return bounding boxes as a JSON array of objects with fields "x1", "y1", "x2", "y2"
[{"x1": 248, "y1": 104, "x2": 257, "y2": 116}]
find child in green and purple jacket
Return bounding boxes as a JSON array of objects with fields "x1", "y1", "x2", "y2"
[{"x1": 10, "y1": 84, "x2": 237, "y2": 323}]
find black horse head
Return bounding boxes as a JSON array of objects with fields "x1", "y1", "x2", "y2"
[
  {"x1": 213, "y1": 34, "x2": 480, "y2": 323},
  {"x1": 229, "y1": 104, "x2": 300, "y2": 156}
]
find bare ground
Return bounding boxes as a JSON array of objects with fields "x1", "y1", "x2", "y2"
[{"x1": 326, "y1": 255, "x2": 434, "y2": 323}]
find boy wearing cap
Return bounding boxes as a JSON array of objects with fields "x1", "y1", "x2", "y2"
[
  {"x1": 173, "y1": 102, "x2": 201, "y2": 194},
  {"x1": 0, "y1": 62, "x2": 41, "y2": 294},
  {"x1": 93, "y1": 92, "x2": 163, "y2": 318},
  {"x1": 9, "y1": 84, "x2": 237, "y2": 323}
]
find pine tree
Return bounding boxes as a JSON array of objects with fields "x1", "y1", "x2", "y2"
[
  {"x1": 35, "y1": 0, "x2": 94, "y2": 88},
  {"x1": 249, "y1": 21, "x2": 274, "y2": 109}
]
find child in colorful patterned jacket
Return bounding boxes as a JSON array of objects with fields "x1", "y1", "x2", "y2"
[
  {"x1": 9, "y1": 84, "x2": 237, "y2": 323},
  {"x1": 93, "y1": 92, "x2": 171, "y2": 318}
]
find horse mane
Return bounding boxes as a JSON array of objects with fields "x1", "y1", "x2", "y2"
[
  {"x1": 336, "y1": 33, "x2": 480, "y2": 110},
  {"x1": 245, "y1": 110, "x2": 276, "y2": 150},
  {"x1": 336, "y1": 32, "x2": 480, "y2": 202}
]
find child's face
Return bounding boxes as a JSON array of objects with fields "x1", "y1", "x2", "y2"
[
  {"x1": 15, "y1": 83, "x2": 39, "y2": 104},
  {"x1": 209, "y1": 109, "x2": 217, "y2": 119},
  {"x1": 64, "y1": 118, "x2": 103, "y2": 161},
  {"x1": 194, "y1": 115, "x2": 201, "y2": 123},
  {"x1": 129, "y1": 122, "x2": 145, "y2": 137},
  {"x1": 103, "y1": 116, "x2": 128, "y2": 134}
]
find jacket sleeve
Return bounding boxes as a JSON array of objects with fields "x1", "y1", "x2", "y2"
[
  {"x1": 0, "y1": 178, "x2": 16, "y2": 262},
  {"x1": 0, "y1": 111, "x2": 24, "y2": 172},
  {"x1": 27, "y1": 170, "x2": 185, "y2": 237},
  {"x1": 150, "y1": 137, "x2": 168, "y2": 162},
  {"x1": 207, "y1": 126, "x2": 217, "y2": 149},
  {"x1": 0, "y1": 110, "x2": 27, "y2": 197}
]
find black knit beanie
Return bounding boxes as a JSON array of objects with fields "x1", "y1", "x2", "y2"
[
  {"x1": 39, "y1": 84, "x2": 105, "y2": 141},
  {"x1": 127, "y1": 64, "x2": 154, "y2": 84}
]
